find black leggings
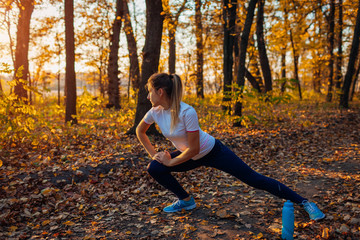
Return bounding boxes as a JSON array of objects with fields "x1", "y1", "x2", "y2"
[{"x1": 147, "y1": 139, "x2": 307, "y2": 204}]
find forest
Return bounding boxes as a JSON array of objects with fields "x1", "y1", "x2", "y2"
[{"x1": 0, "y1": 0, "x2": 360, "y2": 239}]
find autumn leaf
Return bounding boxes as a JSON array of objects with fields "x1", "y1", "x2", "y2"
[
  {"x1": 9, "y1": 226, "x2": 18, "y2": 232},
  {"x1": 322, "y1": 227, "x2": 330, "y2": 239},
  {"x1": 42, "y1": 220, "x2": 51, "y2": 226},
  {"x1": 255, "y1": 232, "x2": 264, "y2": 239},
  {"x1": 63, "y1": 221, "x2": 75, "y2": 226}
]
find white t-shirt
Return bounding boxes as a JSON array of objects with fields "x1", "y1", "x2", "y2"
[{"x1": 143, "y1": 102, "x2": 215, "y2": 160}]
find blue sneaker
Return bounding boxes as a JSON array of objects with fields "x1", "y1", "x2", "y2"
[
  {"x1": 302, "y1": 201, "x2": 325, "y2": 221},
  {"x1": 163, "y1": 197, "x2": 196, "y2": 213}
]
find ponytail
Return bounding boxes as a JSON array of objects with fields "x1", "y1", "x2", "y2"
[
  {"x1": 147, "y1": 73, "x2": 183, "y2": 132},
  {"x1": 170, "y1": 74, "x2": 183, "y2": 132}
]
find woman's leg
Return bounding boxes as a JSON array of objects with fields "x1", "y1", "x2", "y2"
[
  {"x1": 147, "y1": 151, "x2": 204, "y2": 200},
  {"x1": 204, "y1": 140, "x2": 307, "y2": 204}
]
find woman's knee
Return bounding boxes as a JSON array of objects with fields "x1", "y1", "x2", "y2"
[{"x1": 147, "y1": 160, "x2": 167, "y2": 176}]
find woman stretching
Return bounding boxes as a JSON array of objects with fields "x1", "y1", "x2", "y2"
[{"x1": 136, "y1": 73, "x2": 325, "y2": 221}]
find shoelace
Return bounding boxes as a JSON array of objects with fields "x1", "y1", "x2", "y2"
[
  {"x1": 304, "y1": 202, "x2": 316, "y2": 213},
  {"x1": 170, "y1": 199, "x2": 182, "y2": 207}
]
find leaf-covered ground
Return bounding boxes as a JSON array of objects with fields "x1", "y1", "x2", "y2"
[{"x1": 1, "y1": 102, "x2": 360, "y2": 239}]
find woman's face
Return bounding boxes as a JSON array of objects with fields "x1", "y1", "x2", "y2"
[{"x1": 147, "y1": 85, "x2": 162, "y2": 107}]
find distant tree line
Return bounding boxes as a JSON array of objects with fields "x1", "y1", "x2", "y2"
[{"x1": 1, "y1": 0, "x2": 360, "y2": 128}]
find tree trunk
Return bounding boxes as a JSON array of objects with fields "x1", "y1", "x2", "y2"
[
  {"x1": 312, "y1": 1, "x2": 322, "y2": 93},
  {"x1": 280, "y1": 47, "x2": 287, "y2": 93},
  {"x1": 350, "y1": 59, "x2": 360, "y2": 101},
  {"x1": 326, "y1": 0, "x2": 335, "y2": 102},
  {"x1": 107, "y1": 0, "x2": 124, "y2": 109},
  {"x1": 13, "y1": 0, "x2": 34, "y2": 100},
  {"x1": 234, "y1": 0, "x2": 258, "y2": 124},
  {"x1": 163, "y1": 0, "x2": 186, "y2": 74},
  {"x1": 289, "y1": 28, "x2": 302, "y2": 100},
  {"x1": 256, "y1": 0, "x2": 272, "y2": 92},
  {"x1": 195, "y1": 0, "x2": 204, "y2": 98},
  {"x1": 55, "y1": 33, "x2": 61, "y2": 105},
  {"x1": 245, "y1": 68, "x2": 261, "y2": 92},
  {"x1": 313, "y1": 66, "x2": 321, "y2": 93},
  {"x1": 340, "y1": 0, "x2": 360, "y2": 108},
  {"x1": 128, "y1": 0, "x2": 164, "y2": 134},
  {"x1": 65, "y1": 0, "x2": 77, "y2": 124},
  {"x1": 281, "y1": 2, "x2": 289, "y2": 93},
  {"x1": 248, "y1": 35, "x2": 264, "y2": 92},
  {"x1": 99, "y1": 57, "x2": 104, "y2": 97},
  {"x1": 168, "y1": 22, "x2": 176, "y2": 74},
  {"x1": 335, "y1": 0, "x2": 343, "y2": 90},
  {"x1": 222, "y1": 0, "x2": 237, "y2": 112},
  {"x1": 123, "y1": 1, "x2": 140, "y2": 91}
]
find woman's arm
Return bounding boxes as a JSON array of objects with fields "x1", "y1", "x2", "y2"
[
  {"x1": 136, "y1": 119, "x2": 157, "y2": 158},
  {"x1": 154, "y1": 131, "x2": 200, "y2": 167}
]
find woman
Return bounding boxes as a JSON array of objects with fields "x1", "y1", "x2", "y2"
[{"x1": 136, "y1": 73, "x2": 325, "y2": 220}]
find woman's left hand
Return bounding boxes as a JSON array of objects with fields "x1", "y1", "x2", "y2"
[{"x1": 153, "y1": 151, "x2": 172, "y2": 166}]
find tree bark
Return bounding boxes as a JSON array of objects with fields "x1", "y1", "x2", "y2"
[
  {"x1": 123, "y1": 0, "x2": 140, "y2": 91},
  {"x1": 335, "y1": 0, "x2": 343, "y2": 90},
  {"x1": 234, "y1": 0, "x2": 258, "y2": 124},
  {"x1": 13, "y1": 0, "x2": 34, "y2": 100},
  {"x1": 195, "y1": 0, "x2": 204, "y2": 98},
  {"x1": 107, "y1": 0, "x2": 124, "y2": 109},
  {"x1": 280, "y1": 47, "x2": 287, "y2": 93},
  {"x1": 222, "y1": 0, "x2": 237, "y2": 112},
  {"x1": 350, "y1": 59, "x2": 360, "y2": 101},
  {"x1": 340, "y1": 0, "x2": 360, "y2": 108},
  {"x1": 168, "y1": 23, "x2": 176, "y2": 74},
  {"x1": 281, "y1": 1, "x2": 290, "y2": 93},
  {"x1": 312, "y1": 0, "x2": 322, "y2": 93},
  {"x1": 289, "y1": 28, "x2": 302, "y2": 100},
  {"x1": 245, "y1": 68, "x2": 261, "y2": 92},
  {"x1": 248, "y1": 35, "x2": 264, "y2": 92},
  {"x1": 326, "y1": 0, "x2": 335, "y2": 102},
  {"x1": 65, "y1": 0, "x2": 77, "y2": 124},
  {"x1": 256, "y1": 0, "x2": 272, "y2": 92},
  {"x1": 128, "y1": 0, "x2": 164, "y2": 134}
]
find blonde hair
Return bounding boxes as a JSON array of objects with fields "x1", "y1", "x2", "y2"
[{"x1": 147, "y1": 73, "x2": 183, "y2": 132}]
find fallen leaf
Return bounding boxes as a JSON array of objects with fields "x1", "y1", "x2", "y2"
[
  {"x1": 322, "y1": 227, "x2": 330, "y2": 239},
  {"x1": 63, "y1": 221, "x2": 75, "y2": 226}
]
